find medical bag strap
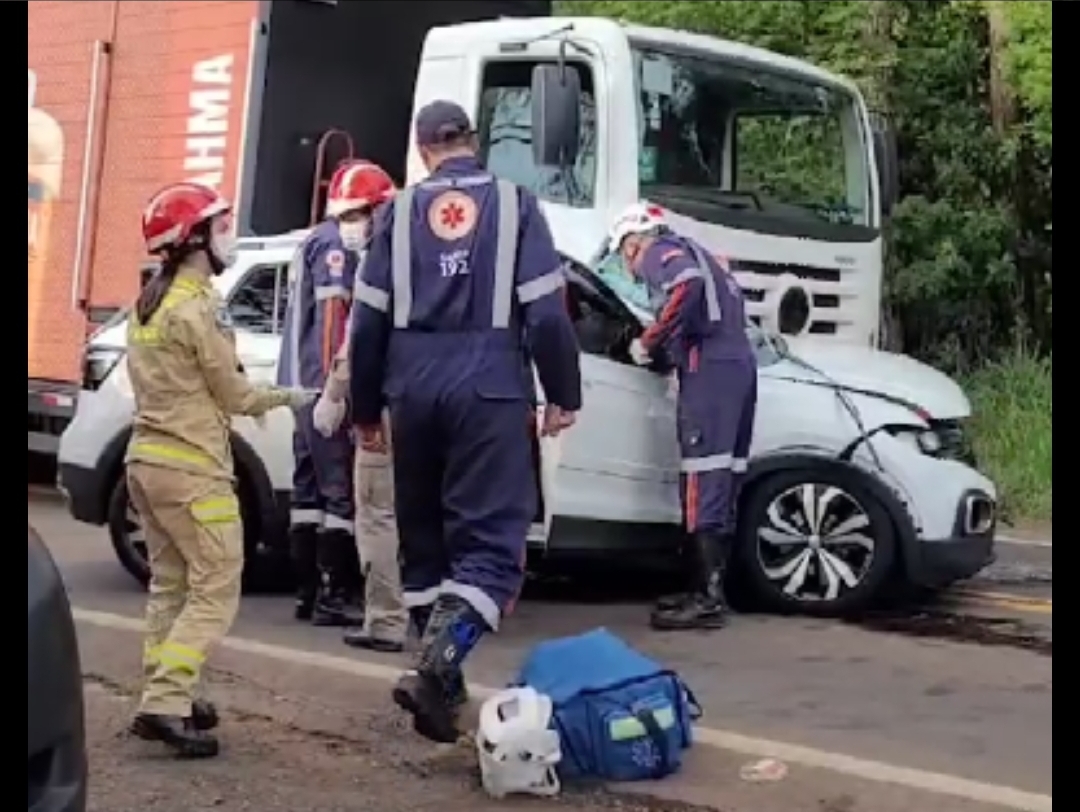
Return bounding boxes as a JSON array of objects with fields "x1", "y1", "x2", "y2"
[
  {"x1": 490, "y1": 178, "x2": 520, "y2": 329},
  {"x1": 633, "y1": 707, "x2": 675, "y2": 779},
  {"x1": 684, "y1": 240, "x2": 723, "y2": 323},
  {"x1": 390, "y1": 186, "x2": 416, "y2": 329}
]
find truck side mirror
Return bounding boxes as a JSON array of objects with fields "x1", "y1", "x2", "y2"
[
  {"x1": 871, "y1": 116, "x2": 900, "y2": 217},
  {"x1": 530, "y1": 63, "x2": 581, "y2": 167}
]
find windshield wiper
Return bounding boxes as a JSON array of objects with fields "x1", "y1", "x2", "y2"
[{"x1": 643, "y1": 184, "x2": 764, "y2": 212}]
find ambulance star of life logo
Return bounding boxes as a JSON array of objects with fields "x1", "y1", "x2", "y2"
[{"x1": 428, "y1": 190, "x2": 478, "y2": 241}]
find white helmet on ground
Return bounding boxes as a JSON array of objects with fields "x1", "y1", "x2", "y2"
[
  {"x1": 476, "y1": 686, "x2": 562, "y2": 799},
  {"x1": 607, "y1": 202, "x2": 667, "y2": 253}
]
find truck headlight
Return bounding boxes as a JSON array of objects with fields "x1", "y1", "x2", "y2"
[{"x1": 81, "y1": 346, "x2": 125, "y2": 391}]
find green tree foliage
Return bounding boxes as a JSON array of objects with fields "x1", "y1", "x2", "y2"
[{"x1": 558, "y1": 0, "x2": 1052, "y2": 370}]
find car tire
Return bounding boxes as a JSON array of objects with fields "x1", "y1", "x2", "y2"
[
  {"x1": 736, "y1": 466, "x2": 896, "y2": 617},
  {"x1": 106, "y1": 469, "x2": 281, "y2": 591}
]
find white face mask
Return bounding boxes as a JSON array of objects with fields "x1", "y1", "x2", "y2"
[
  {"x1": 339, "y1": 220, "x2": 367, "y2": 252},
  {"x1": 210, "y1": 232, "x2": 237, "y2": 268}
]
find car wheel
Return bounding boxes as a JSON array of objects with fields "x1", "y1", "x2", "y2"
[
  {"x1": 107, "y1": 476, "x2": 150, "y2": 586},
  {"x1": 106, "y1": 470, "x2": 281, "y2": 591},
  {"x1": 737, "y1": 466, "x2": 896, "y2": 616}
]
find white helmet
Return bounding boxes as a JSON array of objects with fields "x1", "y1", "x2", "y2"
[
  {"x1": 607, "y1": 202, "x2": 667, "y2": 253},
  {"x1": 476, "y1": 687, "x2": 562, "y2": 799}
]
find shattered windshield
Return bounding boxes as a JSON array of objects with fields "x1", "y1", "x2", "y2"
[{"x1": 630, "y1": 42, "x2": 872, "y2": 238}]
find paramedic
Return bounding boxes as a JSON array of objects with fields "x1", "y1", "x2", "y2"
[
  {"x1": 308, "y1": 165, "x2": 407, "y2": 653},
  {"x1": 278, "y1": 160, "x2": 395, "y2": 627},
  {"x1": 608, "y1": 203, "x2": 757, "y2": 631},
  {"x1": 349, "y1": 100, "x2": 582, "y2": 742},
  {"x1": 126, "y1": 182, "x2": 310, "y2": 757}
]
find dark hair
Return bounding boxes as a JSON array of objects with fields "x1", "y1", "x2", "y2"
[{"x1": 134, "y1": 222, "x2": 208, "y2": 324}]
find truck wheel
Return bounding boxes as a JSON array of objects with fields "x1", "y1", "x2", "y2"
[
  {"x1": 106, "y1": 469, "x2": 280, "y2": 591},
  {"x1": 736, "y1": 466, "x2": 897, "y2": 617}
]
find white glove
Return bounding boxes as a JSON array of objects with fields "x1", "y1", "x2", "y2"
[
  {"x1": 629, "y1": 338, "x2": 651, "y2": 366},
  {"x1": 312, "y1": 394, "x2": 347, "y2": 437}
]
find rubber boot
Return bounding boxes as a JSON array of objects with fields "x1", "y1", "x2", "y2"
[
  {"x1": 650, "y1": 532, "x2": 731, "y2": 631},
  {"x1": 313, "y1": 530, "x2": 364, "y2": 627},
  {"x1": 190, "y1": 698, "x2": 219, "y2": 731},
  {"x1": 130, "y1": 714, "x2": 219, "y2": 758},
  {"x1": 289, "y1": 525, "x2": 319, "y2": 621},
  {"x1": 392, "y1": 594, "x2": 487, "y2": 743},
  {"x1": 402, "y1": 605, "x2": 467, "y2": 705}
]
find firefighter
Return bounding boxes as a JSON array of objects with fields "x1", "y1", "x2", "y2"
[
  {"x1": 308, "y1": 169, "x2": 409, "y2": 653},
  {"x1": 609, "y1": 203, "x2": 758, "y2": 630},
  {"x1": 348, "y1": 100, "x2": 582, "y2": 743},
  {"x1": 278, "y1": 160, "x2": 395, "y2": 627},
  {"x1": 127, "y1": 182, "x2": 311, "y2": 757}
]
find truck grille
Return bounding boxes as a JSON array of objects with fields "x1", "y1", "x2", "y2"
[{"x1": 730, "y1": 258, "x2": 853, "y2": 339}]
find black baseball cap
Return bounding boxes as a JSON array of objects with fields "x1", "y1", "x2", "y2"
[{"x1": 415, "y1": 100, "x2": 475, "y2": 147}]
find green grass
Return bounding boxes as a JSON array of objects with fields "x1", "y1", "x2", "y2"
[{"x1": 963, "y1": 351, "x2": 1052, "y2": 523}]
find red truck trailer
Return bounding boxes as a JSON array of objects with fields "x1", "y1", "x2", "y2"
[{"x1": 28, "y1": 0, "x2": 550, "y2": 455}]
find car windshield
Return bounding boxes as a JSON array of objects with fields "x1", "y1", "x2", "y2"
[
  {"x1": 586, "y1": 247, "x2": 782, "y2": 367},
  {"x1": 630, "y1": 41, "x2": 871, "y2": 237}
]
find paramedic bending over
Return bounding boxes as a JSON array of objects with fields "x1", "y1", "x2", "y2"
[{"x1": 125, "y1": 183, "x2": 311, "y2": 758}]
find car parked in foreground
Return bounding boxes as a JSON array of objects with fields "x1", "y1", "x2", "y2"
[
  {"x1": 57, "y1": 231, "x2": 996, "y2": 615},
  {"x1": 29, "y1": 526, "x2": 87, "y2": 812}
]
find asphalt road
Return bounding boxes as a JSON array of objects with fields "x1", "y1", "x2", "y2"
[{"x1": 30, "y1": 492, "x2": 1051, "y2": 811}]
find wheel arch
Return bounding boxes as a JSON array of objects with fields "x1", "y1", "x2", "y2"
[
  {"x1": 741, "y1": 450, "x2": 919, "y2": 575},
  {"x1": 97, "y1": 427, "x2": 281, "y2": 552}
]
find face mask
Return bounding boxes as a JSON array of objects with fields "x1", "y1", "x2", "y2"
[
  {"x1": 209, "y1": 232, "x2": 236, "y2": 272},
  {"x1": 339, "y1": 221, "x2": 367, "y2": 252}
]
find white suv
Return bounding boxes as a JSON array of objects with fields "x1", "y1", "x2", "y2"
[{"x1": 58, "y1": 233, "x2": 997, "y2": 615}]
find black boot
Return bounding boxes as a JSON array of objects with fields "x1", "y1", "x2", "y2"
[
  {"x1": 289, "y1": 525, "x2": 319, "y2": 621},
  {"x1": 130, "y1": 713, "x2": 219, "y2": 758},
  {"x1": 392, "y1": 595, "x2": 487, "y2": 743},
  {"x1": 190, "y1": 698, "x2": 218, "y2": 731},
  {"x1": 312, "y1": 530, "x2": 364, "y2": 627},
  {"x1": 650, "y1": 532, "x2": 731, "y2": 631}
]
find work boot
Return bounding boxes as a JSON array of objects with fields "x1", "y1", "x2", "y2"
[
  {"x1": 130, "y1": 713, "x2": 219, "y2": 758},
  {"x1": 289, "y1": 525, "x2": 319, "y2": 621},
  {"x1": 650, "y1": 532, "x2": 731, "y2": 631},
  {"x1": 312, "y1": 530, "x2": 365, "y2": 627},
  {"x1": 342, "y1": 627, "x2": 404, "y2": 653},
  {"x1": 190, "y1": 698, "x2": 219, "y2": 731},
  {"x1": 392, "y1": 594, "x2": 488, "y2": 743}
]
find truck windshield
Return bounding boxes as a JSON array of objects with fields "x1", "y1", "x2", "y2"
[{"x1": 630, "y1": 43, "x2": 872, "y2": 239}]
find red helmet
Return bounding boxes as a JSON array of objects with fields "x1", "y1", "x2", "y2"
[
  {"x1": 325, "y1": 160, "x2": 395, "y2": 217},
  {"x1": 142, "y1": 182, "x2": 230, "y2": 254}
]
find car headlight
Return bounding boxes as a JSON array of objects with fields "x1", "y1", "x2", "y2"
[
  {"x1": 885, "y1": 425, "x2": 943, "y2": 457},
  {"x1": 81, "y1": 346, "x2": 126, "y2": 391}
]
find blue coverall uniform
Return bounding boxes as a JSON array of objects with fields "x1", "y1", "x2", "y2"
[
  {"x1": 277, "y1": 219, "x2": 361, "y2": 624},
  {"x1": 637, "y1": 234, "x2": 757, "y2": 628},
  {"x1": 349, "y1": 155, "x2": 581, "y2": 740}
]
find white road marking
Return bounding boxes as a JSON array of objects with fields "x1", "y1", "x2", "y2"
[
  {"x1": 73, "y1": 607, "x2": 1051, "y2": 812},
  {"x1": 997, "y1": 536, "x2": 1052, "y2": 549}
]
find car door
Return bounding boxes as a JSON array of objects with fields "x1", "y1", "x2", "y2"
[{"x1": 552, "y1": 260, "x2": 681, "y2": 527}]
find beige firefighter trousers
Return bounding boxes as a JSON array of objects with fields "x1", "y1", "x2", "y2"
[
  {"x1": 127, "y1": 463, "x2": 244, "y2": 717},
  {"x1": 354, "y1": 443, "x2": 408, "y2": 642}
]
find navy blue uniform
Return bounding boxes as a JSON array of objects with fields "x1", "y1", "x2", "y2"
[
  {"x1": 349, "y1": 156, "x2": 581, "y2": 631},
  {"x1": 277, "y1": 220, "x2": 359, "y2": 621},
  {"x1": 638, "y1": 235, "x2": 757, "y2": 535}
]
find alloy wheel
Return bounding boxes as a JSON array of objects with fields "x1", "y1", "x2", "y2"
[
  {"x1": 756, "y1": 483, "x2": 875, "y2": 602},
  {"x1": 123, "y1": 502, "x2": 148, "y2": 567}
]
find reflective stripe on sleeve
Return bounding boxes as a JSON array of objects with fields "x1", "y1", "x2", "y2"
[
  {"x1": 354, "y1": 280, "x2": 389, "y2": 312},
  {"x1": 516, "y1": 268, "x2": 565, "y2": 304},
  {"x1": 314, "y1": 285, "x2": 352, "y2": 301}
]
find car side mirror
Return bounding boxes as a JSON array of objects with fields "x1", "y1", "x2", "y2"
[
  {"x1": 871, "y1": 115, "x2": 899, "y2": 217},
  {"x1": 531, "y1": 63, "x2": 581, "y2": 167}
]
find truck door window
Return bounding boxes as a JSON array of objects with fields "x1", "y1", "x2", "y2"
[
  {"x1": 477, "y1": 60, "x2": 597, "y2": 207},
  {"x1": 227, "y1": 264, "x2": 288, "y2": 335}
]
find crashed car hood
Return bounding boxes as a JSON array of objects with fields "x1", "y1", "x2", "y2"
[
  {"x1": 618, "y1": 289, "x2": 970, "y2": 421},
  {"x1": 766, "y1": 339, "x2": 971, "y2": 420}
]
